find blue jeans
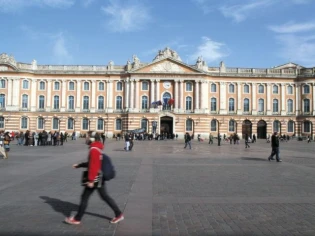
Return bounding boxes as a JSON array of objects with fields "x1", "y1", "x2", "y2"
[
  {"x1": 184, "y1": 141, "x2": 191, "y2": 149},
  {"x1": 269, "y1": 147, "x2": 280, "y2": 161}
]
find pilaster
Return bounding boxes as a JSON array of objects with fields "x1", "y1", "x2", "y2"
[
  {"x1": 237, "y1": 82, "x2": 242, "y2": 115},
  {"x1": 281, "y1": 83, "x2": 286, "y2": 115},
  {"x1": 313, "y1": 83, "x2": 315, "y2": 115},
  {"x1": 252, "y1": 83, "x2": 257, "y2": 115},
  {"x1": 125, "y1": 78, "x2": 130, "y2": 110},
  {"x1": 295, "y1": 84, "x2": 300, "y2": 115},
  {"x1": 135, "y1": 79, "x2": 140, "y2": 112},
  {"x1": 31, "y1": 79, "x2": 37, "y2": 112},
  {"x1": 179, "y1": 79, "x2": 184, "y2": 112},
  {"x1": 219, "y1": 82, "x2": 227, "y2": 114},
  {"x1": 75, "y1": 80, "x2": 81, "y2": 112},
  {"x1": 150, "y1": 79, "x2": 155, "y2": 112},
  {"x1": 91, "y1": 80, "x2": 96, "y2": 112},
  {"x1": 266, "y1": 83, "x2": 271, "y2": 115},
  {"x1": 61, "y1": 79, "x2": 66, "y2": 112}
]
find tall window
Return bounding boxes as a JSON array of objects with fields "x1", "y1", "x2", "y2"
[
  {"x1": 22, "y1": 94, "x2": 28, "y2": 108},
  {"x1": 186, "y1": 96, "x2": 192, "y2": 110},
  {"x1": 287, "y1": 85, "x2": 293, "y2": 94},
  {"x1": 211, "y1": 84, "x2": 216, "y2": 92},
  {"x1": 23, "y1": 80, "x2": 29, "y2": 89},
  {"x1": 97, "y1": 118, "x2": 104, "y2": 130},
  {"x1": 141, "y1": 119, "x2": 148, "y2": 132},
  {"x1": 82, "y1": 118, "x2": 89, "y2": 130},
  {"x1": 53, "y1": 95, "x2": 59, "y2": 109},
  {"x1": 39, "y1": 95, "x2": 45, "y2": 109},
  {"x1": 98, "y1": 96, "x2": 104, "y2": 110},
  {"x1": 243, "y1": 98, "x2": 249, "y2": 112},
  {"x1": 0, "y1": 117, "x2": 4, "y2": 129},
  {"x1": 211, "y1": 98, "x2": 217, "y2": 111},
  {"x1": 53, "y1": 118, "x2": 59, "y2": 130},
  {"x1": 287, "y1": 99, "x2": 293, "y2": 113},
  {"x1": 186, "y1": 119, "x2": 193, "y2": 131},
  {"x1": 273, "y1": 99, "x2": 279, "y2": 112},
  {"x1": 304, "y1": 99, "x2": 310, "y2": 113},
  {"x1": 117, "y1": 82, "x2": 122, "y2": 91},
  {"x1": 116, "y1": 119, "x2": 122, "y2": 130},
  {"x1": 273, "y1": 120, "x2": 280, "y2": 132},
  {"x1": 258, "y1": 85, "x2": 264, "y2": 93},
  {"x1": 303, "y1": 84, "x2": 310, "y2": 94},
  {"x1": 21, "y1": 117, "x2": 28, "y2": 129},
  {"x1": 84, "y1": 82, "x2": 89, "y2": 91},
  {"x1": 142, "y1": 96, "x2": 148, "y2": 109},
  {"x1": 38, "y1": 117, "x2": 44, "y2": 129},
  {"x1": 68, "y1": 118, "x2": 74, "y2": 130},
  {"x1": 229, "y1": 84, "x2": 235, "y2": 93},
  {"x1": 54, "y1": 82, "x2": 60, "y2": 90},
  {"x1": 39, "y1": 81, "x2": 45, "y2": 90},
  {"x1": 116, "y1": 96, "x2": 122, "y2": 109},
  {"x1": 0, "y1": 79, "x2": 5, "y2": 88},
  {"x1": 69, "y1": 81, "x2": 75, "y2": 90},
  {"x1": 304, "y1": 121, "x2": 311, "y2": 132},
  {"x1": 68, "y1": 96, "x2": 74, "y2": 110},
  {"x1": 229, "y1": 120, "x2": 235, "y2": 132},
  {"x1": 273, "y1": 85, "x2": 278, "y2": 94},
  {"x1": 258, "y1": 99, "x2": 264, "y2": 112},
  {"x1": 211, "y1": 120, "x2": 217, "y2": 131},
  {"x1": 186, "y1": 82, "x2": 192, "y2": 91},
  {"x1": 229, "y1": 98, "x2": 235, "y2": 112},
  {"x1": 0, "y1": 94, "x2": 5, "y2": 108},
  {"x1": 99, "y1": 82, "x2": 104, "y2": 91},
  {"x1": 142, "y1": 81, "x2": 148, "y2": 90},
  {"x1": 83, "y1": 96, "x2": 89, "y2": 110},
  {"x1": 244, "y1": 84, "x2": 249, "y2": 93},
  {"x1": 287, "y1": 120, "x2": 294, "y2": 132}
]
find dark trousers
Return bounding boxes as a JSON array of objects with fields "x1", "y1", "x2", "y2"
[
  {"x1": 269, "y1": 147, "x2": 280, "y2": 161},
  {"x1": 74, "y1": 184, "x2": 121, "y2": 221}
]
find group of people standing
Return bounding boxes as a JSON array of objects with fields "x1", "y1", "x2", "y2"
[{"x1": 15, "y1": 130, "x2": 69, "y2": 146}]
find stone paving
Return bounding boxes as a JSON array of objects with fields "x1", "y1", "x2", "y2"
[{"x1": 0, "y1": 138, "x2": 315, "y2": 236}]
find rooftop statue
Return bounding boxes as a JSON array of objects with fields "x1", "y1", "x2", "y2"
[
  {"x1": 153, "y1": 47, "x2": 182, "y2": 62},
  {"x1": 0, "y1": 53, "x2": 17, "y2": 67}
]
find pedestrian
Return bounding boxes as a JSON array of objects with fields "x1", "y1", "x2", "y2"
[
  {"x1": 307, "y1": 135, "x2": 311, "y2": 143},
  {"x1": 252, "y1": 134, "x2": 256, "y2": 143},
  {"x1": 3, "y1": 132, "x2": 11, "y2": 159},
  {"x1": 268, "y1": 131, "x2": 282, "y2": 162},
  {"x1": 245, "y1": 133, "x2": 250, "y2": 148},
  {"x1": 65, "y1": 132, "x2": 124, "y2": 225},
  {"x1": 218, "y1": 133, "x2": 221, "y2": 146},
  {"x1": 184, "y1": 132, "x2": 192, "y2": 149},
  {"x1": 209, "y1": 133, "x2": 213, "y2": 144}
]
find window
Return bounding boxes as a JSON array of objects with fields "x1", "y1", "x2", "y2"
[
  {"x1": 229, "y1": 84, "x2": 235, "y2": 93},
  {"x1": 39, "y1": 95, "x2": 45, "y2": 109},
  {"x1": 287, "y1": 120, "x2": 294, "y2": 132},
  {"x1": 68, "y1": 96, "x2": 74, "y2": 110},
  {"x1": 186, "y1": 96, "x2": 192, "y2": 110},
  {"x1": 116, "y1": 119, "x2": 122, "y2": 130},
  {"x1": 229, "y1": 120, "x2": 235, "y2": 132},
  {"x1": 304, "y1": 99, "x2": 310, "y2": 113},
  {"x1": 273, "y1": 85, "x2": 278, "y2": 94},
  {"x1": 273, "y1": 120, "x2": 280, "y2": 132},
  {"x1": 229, "y1": 98, "x2": 235, "y2": 112},
  {"x1": 98, "y1": 96, "x2": 104, "y2": 110},
  {"x1": 244, "y1": 84, "x2": 249, "y2": 93},
  {"x1": 304, "y1": 121, "x2": 311, "y2": 132},
  {"x1": 273, "y1": 99, "x2": 278, "y2": 112},
  {"x1": 211, "y1": 98, "x2": 217, "y2": 111},
  {"x1": 53, "y1": 118, "x2": 59, "y2": 130},
  {"x1": 258, "y1": 99, "x2": 264, "y2": 112},
  {"x1": 21, "y1": 117, "x2": 28, "y2": 129},
  {"x1": 0, "y1": 94, "x2": 5, "y2": 108},
  {"x1": 287, "y1": 99, "x2": 293, "y2": 113},
  {"x1": 84, "y1": 82, "x2": 89, "y2": 91},
  {"x1": 142, "y1": 96, "x2": 148, "y2": 109},
  {"x1": 82, "y1": 118, "x2": 89, "y2": 130},
  {"x1": 244, "y1": 98, "x2": 250, "y2": 112},
  {"x1": 186, "y1": 82, "x2": 192, "y2": 92},
  {"x1": 116, "y1": 96, "x2": 122, "y2": 110},
  {"x1": 0, "y1": 117, "x2": 4, "y2": 129},
  {"x1": 69, "y1": 81, "x2": 75, "y2": 90},
  {"x1": 97, "y1": 119, "x2": 103, "y2": 130},
  {"x1": 303, "y1": 84, "x2": 310, "y2": 94},
  {"x1": 287, "y1": 85, "x2": 293, "y2": 94},
  {"x1": 211, "y1": 84, "x2": 216, "y2": 92},
  {"x1": 22, "y1": 94, "x2": 28, "y2": 108},
  {"x1": 53, "y1": 95, "x2": 59, "y2": 109},
  {"x1": 54, "y1": 82, "x2": 60, "y2": 90},
  {"x1": 141, "y1": 119, "x2": 148, "y2": 132},
  {"x1": 39, "y1": 81, "x2": 45, "y2": 90},
  {"x1": 186, "y1": 119, "x2": 193, "y2": 131},
  {"x1": 83, "y1": 96, "x2": 89, "y2": 110},
  {"x1": 0, "y1": 79, "x2": 5, "y2": 88},
  {"x1": 211, "y1": 120, "x2": 217, "y2": 131},
  {"x1": 68, "y1": 118, "x2": 74, "y2": 130},
  {"x1": 117, "y1": 82, "x2": 123, "y2": 91},
  {"x1": 142, "y1": 81, "x2": 148, "y2": 90},
  {"x1": 99, "y1": 82, "x2": 104, "y2": 91},
  {"x1": 23, "y1": 80, "x2": 29, "y2": 89},
  {"x1": 162, "y1": 92, "x2": 171, "y2": 110},
  {"x1": 38, "y1": 117, "x2": 44, "y2": 129},
  {"x1": 258, "y1": 85, "x2": 264, "y2": 93}
]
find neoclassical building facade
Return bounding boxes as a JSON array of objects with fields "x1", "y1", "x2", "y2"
[{"x1": 0, "y1": 48, "x2": 315, "y2": 139}]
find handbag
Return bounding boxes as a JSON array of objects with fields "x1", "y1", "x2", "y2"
[{"x1": 81, "y1": 170, "x2": 102, "y2": 188}]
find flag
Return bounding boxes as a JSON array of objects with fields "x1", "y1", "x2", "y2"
[{"x1": 168, "y1": 99, "x2": 174, "y2": 105}]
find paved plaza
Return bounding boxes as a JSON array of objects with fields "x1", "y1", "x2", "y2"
[{"x1": 0, "y1": 138, "x2": 315, "y2": 236}]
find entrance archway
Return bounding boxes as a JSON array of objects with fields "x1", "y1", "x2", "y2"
[
  {"x1": 242, "y1": 120, "x2": 252, "y2": 139},
  {"x1": 257, "y1": 120, "x2": 267, "y2": 139},
  {"x1": 160, "y1": 116, "x2": 173, "y2": 135}
]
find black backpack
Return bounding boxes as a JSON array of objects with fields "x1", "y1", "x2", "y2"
[{"x1": 101, "y1": 153, "x2": 116, "y2": 181}]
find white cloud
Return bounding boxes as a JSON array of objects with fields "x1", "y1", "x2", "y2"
[
  {"x1": 82, "y1": 0, "x2": 95, "y2": 7},
  {"x1": 101, "y1": 0, "x2": 151, "y2": 32},
  {"x1": 52, "y1": 32, "x2": 73, "y2": 64},
  {"x1": 269, "y1": 21, "x2": 315, "y2": 33},
  {"x1": 190, "y1": 37, "x2": 229, "y2": 63},
  {"x1": 0, "y1": 0, "x2": 74, "y2": 12}
]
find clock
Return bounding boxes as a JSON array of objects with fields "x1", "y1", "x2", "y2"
[{"x1": 163, "y1": 81, "x2": 171, "y2": 89}]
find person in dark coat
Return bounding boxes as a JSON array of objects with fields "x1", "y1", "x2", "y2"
[{"x1": 268, "y1": 132, "x2": 282, "y2": 162}]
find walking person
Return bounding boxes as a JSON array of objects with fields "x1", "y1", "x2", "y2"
[
  {"x1": 245, "y1": 133, "x2": 250, "y2": 148},
  {"x1": 268, "y1": 132, "x2": 282, "y2": 162},
  {"x1": 124, "y1": 133, "x2": 130, "y2": 151},
  {"x1": 3, "y1": 132, "x2": 11, "y2": 159},
  {"x1": 218, "y1": 133, "x2": 221, "y2": 146},
  {"x1": 65, "y1": 132, "x2": 124, "y2": 225},
  {"x1": 184, "y1": 132, "x2": 191, "y2": 149},
  {"x1": 252, "y1": 134, "x2": 256, "y2": 143},
  {"x1": 307, "y1": 135, "x2": 311, "y2": 143},
  {"x1": 208, "y1": 133, "x2": 213, "y2": 144}
]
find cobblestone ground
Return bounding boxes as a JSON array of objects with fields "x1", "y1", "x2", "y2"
[{"x1": 0, "y1": 138, "x2": 315, "y2": 236}]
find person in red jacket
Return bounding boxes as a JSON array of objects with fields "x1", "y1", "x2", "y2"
[{"x1": 65, "y1": 131, "x2": 124, "y2": 225}]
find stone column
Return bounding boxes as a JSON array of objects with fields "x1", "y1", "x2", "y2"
[
  {"x1": 108, "y1": 80, "x2": 113, "y2": 112},
  {"x1": 296, "y1": 84, "x2": 300, "y2": 115},
  {"x1": 219, "y1": 82, "x2": 227, "y2": 114},
  {"x1": 61, "y1": 79, "x2": 66, "y2": 112},
  {"x1": 201, "y1": 81, "x2": 208, "y2": 112},
  {"x1": 156, "y1": 79, "x2": 160, "y2": 101},
  {"x1": 76, "y1": 80, "x2": 81, "y2": 112},
  {"x1": 150, "y1": 79, "x2": 155, "y2": 111},
  {"x1": 135, "y1": 79, "x2": 140, "y2": 111},
  {"x1": 130, "y1": 79, "x2": 134, "y2": 110},
  {"x1": 313, "y1": 83, "x2": 315, "y2": 115},
  {"x1": 266, "y1": 83, "x2": 271, "y2": 115},
  {"x1": 237, "y1": 82, "x2": 242, "y2": 115},
  {"x1": 281, "y1": 83, "x2": 285, "y2": 115},
  {"x1": 252, "y1": 83, "x2": 257, "y2": 115},
  {"x1": 179, "y1": 79, "x2": 184, "y2": 112},
  {"x1": 125, "y1": 78, "x2": 130, "y2": 110},
  {"x1": 31, "y1": 79, "x2": 37, "y2": 112},
  {"x1": 91, "y1": 80, "x2": 96, "y2": 112},
  {"x1": 46, "y1": 80, "x2": 51, "y2": 111},
  {"x1": 7, "y1": 78, "x2": 13, "y2": 108},
  {"x1": 195, "y1": 80, "x2": 199, "y2": 111}
]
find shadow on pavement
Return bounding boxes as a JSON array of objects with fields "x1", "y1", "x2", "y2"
[
  {"x1": 241, "y1": 157, "x2": 267, "y2": 161},
  {"x1": 40, "y1": 196, "x2": 111, "y2": 220}
]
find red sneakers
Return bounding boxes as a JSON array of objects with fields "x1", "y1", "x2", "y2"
[
  {"x1": 64, "y1": 216, "x2": 81, "y2": 225},
  {"x1": 110, "y1": 214, "x2": 124, "y2": 224}
]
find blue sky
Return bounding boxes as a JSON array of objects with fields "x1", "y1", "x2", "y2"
[{"x1": 0, "y1": 0, "x2": 315, "y2": 68}]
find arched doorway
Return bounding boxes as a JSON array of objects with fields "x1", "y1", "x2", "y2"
[
  {"x1": 242, "y1": 120, "x2": 252, "y2": 139},
  {"x1": 160, "y1": 116, "x2": 173, "y2": 135},
  {"x1": 162, "y1": 92, "x2": 172, "y2": 110},
  {"x1": 257, "y1": 120, "x2": 267, "y2": 139}
]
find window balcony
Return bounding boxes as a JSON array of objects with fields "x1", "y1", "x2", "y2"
[
  {"x1": 67, "y1": 109, "x2": 75, "y2": 112},
  {"x1": 210, "y1": 110, "x2": 218, "y2": 114},
  {"x1": 0, "y1": 107, "x2": 6, "y2": 111},
  {"x1": 272, "y1": 112, "x2": 280, "y2": 115},
  {"x1": 228, "y1": 111, "x2": 236, "y2": 114},
  {"x1": 114, "y1": 109, "x2": 123, "y2": 113},
  {"x1": 81, "y1": 109, "x2": 90, "y2": 112},
  {"x1": 286, "y1": 112, "x2": 294, "y2": 115},
  {"x1": 51, "y1": 109, "x2": 60, "y2": 112},
  {"x1": 257, "y1": 111, "x2": 265, "y2": 115},
  {"x1": 303, "y1": 112, "x2": 311, "y2": 115},
  {"x1": 37, "y1": 108, "x2": 46, "y2": 112},
  {"x1": 185, "y1": 110, "x2": 194, "y2": 113},
  {"x1": 141, "y1": 109, "x2": 150, "y2": 113},
  {"x1": 19, "y1": 107, "x2": 30, "y2": 111},
  {"x1": 242, "y1": 111, "x2": 251, "y2": 115},
  {"x1": 96, "y1": 109, "x2": 105, "y2": 113}
]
